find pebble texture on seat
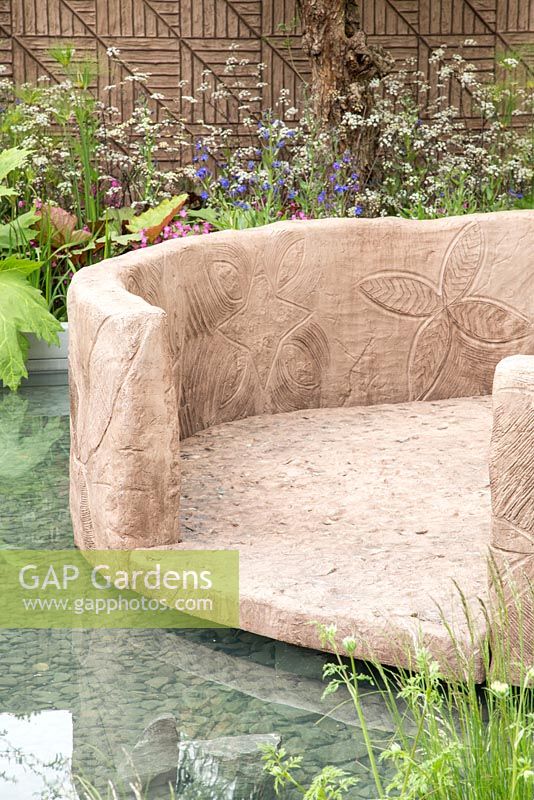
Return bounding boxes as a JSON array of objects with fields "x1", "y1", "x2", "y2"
[{"x1": 178, "y1": 396, "x2": 492, "y2": 676}]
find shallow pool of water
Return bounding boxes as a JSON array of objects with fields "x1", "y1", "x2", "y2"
[{"x1": 0, "y1": 385, "x2": 392, "y2": 799}]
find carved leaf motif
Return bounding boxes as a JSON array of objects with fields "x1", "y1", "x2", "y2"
[
  {"x1": 359, "y1": 273, "x2": 442, "y2": 317},
  {"x1": 441, "y1": 222, "x2": 483, "y2": 303},
  {"x1": 409, "y1": 311, "x2": 451, "y2": 400},
  {"x1": 264, "y1": 228, "x2": 306, "y2": 294},
  {"x1": 270, "y1": 319, "x2": 330, "y2": 412},
  {"x1": 209, "y1": 241, "x2": 251, "y2": 305},
  {"x1": 448, "y1": 299, "x2": 531, "y2": 343},
  {"x1": 212, "y1": 260, "x2": 243, "y2": 302},
  {"x1": 218, "y1": 348, "x2": 250, "y2": 407},
  {"x1": 183, "y1": 241, "x2": 252, "y2": 335}
]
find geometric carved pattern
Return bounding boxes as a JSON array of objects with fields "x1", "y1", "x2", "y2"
[
  {"x1": 360, "y1": 221, "x2": 532, "y2": 400},
  {"x1": 1, "y1": 1, "x2": 532, "y2": 163}
]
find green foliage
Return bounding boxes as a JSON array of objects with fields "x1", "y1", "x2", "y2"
[
  {"x1": 0, "y1": 146, "x2": 31, "y2": 198},
  {"x1": 268, "y1": 607, "x2": 534, "y2": 800},
  {"x1": 0, "y1": 145, "x2": 31, "y2": 181},
  {"x1": 0, "y1": 209, "x2": 37, "y2": 250},
  {"x1": 0, "y1": 256, "x2": 62, "y2": 391},
  {"x1": 0, "y1": 146, "x2": 37, "y2": 248},
  {"x1": 261, "y1": 745, "x2": 357, "y2": 800}
]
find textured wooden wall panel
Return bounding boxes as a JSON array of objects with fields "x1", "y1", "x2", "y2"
[{"x1": 0, "y1": 0, "x2": 531, "y2": 152}]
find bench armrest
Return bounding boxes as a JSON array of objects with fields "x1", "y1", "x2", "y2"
[
  {"x1": 68, "y1": 263, "x2": 181, "y2": 549},
  {"x1": 489, "y1": 355, "x2": 534, "y2": 677}
]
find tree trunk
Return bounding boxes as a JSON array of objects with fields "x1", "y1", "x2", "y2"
[{"x1": 298, "y1": 0, "x2": 393, "y2": 164}]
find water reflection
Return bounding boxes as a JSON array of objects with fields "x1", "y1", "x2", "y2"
[
  {"x1": 0, "y1": 388, "x2": 71, "y2": 550},
  {"x1": 0, "y1": 386, "x2": 389, "y2": 798},
  {"x1": 0, "y1": 710, "x2": 76, "y2": 799}
]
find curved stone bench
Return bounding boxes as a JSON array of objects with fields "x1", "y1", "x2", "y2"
[{"x1": 68, "y1": 211, "x2": 534, "y2": 679}]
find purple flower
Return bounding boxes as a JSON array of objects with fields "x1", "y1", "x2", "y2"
[
  {"x1": 354, "y1": 205, "x2": 364, "y2": 216},
  {"x1": 332, "y1": 162, "x2": 341, "y2": 171},
  {"x1": 334, "y1": 184, "x2": 347, "y2": 194},
  {"x1": 508, "y1": 189, "x2": 524, "y2": 199},
  {"x1": 286, "y1": 129, "x2": 296, "y2": 138},
  {"x1": 262, "y1": 181, "x2": 271, "y2": 190},
  {"x1": 288, "y1": 190, "x2": 297, "y2": 200},
  {"x1": 276, "y1": 140, "x2": 285, "y2": 149},
  {"x1": 248, "y1": 160, "x2": 255, "y2": 170},
  {"x1": 317, "y1": 191, "x2": 326, "y2": 204},
  {"x1": 195, "y1": 140, "x2": 203, "y2": 150},
  {"x1": 200, "y1": 153, "x2": 209, "y2": 162},
  {"x1": 219, "y1": 177, "x2": 230, "y2": 189},
  {"x1": 195, "y1": 167, "x2": 209, "y2": 179},
  {"x1": 200, "y1": 190, "x2": 209, "y2": 200},
  {"x1": 272, "y1": 160, "x2": 281, "y2": 168}
]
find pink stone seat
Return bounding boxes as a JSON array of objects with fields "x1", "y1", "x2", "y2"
[
  {"x1": 179, "y1": 397, "x2": 492, "y2": 678},
  {"x1": 68, "y1": 212, "x2": 534, "y2": 680}
]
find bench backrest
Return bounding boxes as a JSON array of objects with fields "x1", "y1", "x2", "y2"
[{"x1": 120, "y1": 212, "x2": 534, "y2": 438}]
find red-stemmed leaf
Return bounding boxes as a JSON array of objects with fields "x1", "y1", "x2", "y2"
[
  {"x1": 408, "y1": 311, "x2": 451, "y2": 400},
  {"x1": 448, "y1": 299, "x2": 531, "y2": 343},
  {"x1": 360, "y1": 272, "x2": 442, "y2": 317},
  {"x1": 441, "y1": 222, "x2": 483, "y2": 303}
]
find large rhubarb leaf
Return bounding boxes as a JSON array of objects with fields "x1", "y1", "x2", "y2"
[
  {"x1": 37, "y1": 204, "x2": 92, "y2": 249},
  {"x1": 127, "y1": 194, "x2": 188, "y2": 243},
  {"x1": 0, "y1": 257, "x2": 62, "y2": 391}
]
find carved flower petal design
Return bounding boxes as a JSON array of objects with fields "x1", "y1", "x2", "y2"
[
  {"x1": 448, "y1": 299, "x2": 531, "y2": 343},
  {"x1": 441, "y1": 221, "x2": 483, "y2": 304},
  {"x1": 408, "y1": 311, "x2": 451, "y2": 400},
  {"x1": 359, "y1": 272, "x2": 442, "y2": 317}
]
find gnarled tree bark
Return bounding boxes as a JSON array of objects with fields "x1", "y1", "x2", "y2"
[{"x1": 297, "y1": 0, "x2": 393, "y2": 168}]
